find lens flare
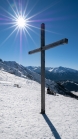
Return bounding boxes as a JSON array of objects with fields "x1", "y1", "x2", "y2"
[{"x1": 16, "y1": 16, "x2": 26, "y2": 29}]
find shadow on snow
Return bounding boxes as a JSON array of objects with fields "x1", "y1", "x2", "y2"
[{"x1": 42, "y1": 114, "x2": 61, "y2": 139}]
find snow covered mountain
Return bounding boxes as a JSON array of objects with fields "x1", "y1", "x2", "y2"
[
  {"x1": 0, "y1": 59, "x2": 78, "y2": 96},
  {"x1": 0, "y1": 59, "x2": 38, "y2": 81},
  {"x1": 27, "y1": 66, "x2": 78, "y2": 73},
  {"x1": 1, "y1": 58, "x2": 78, "y2": 82},
  {"x1": 0, "y1": 59, "x2": 58, "y2": 94},
  {"x1": 27, "y1": 66, "x2": 78, "y2": 81},
  {"x1": 0, "y1": 59, "x2": 64, "y2": 96}
]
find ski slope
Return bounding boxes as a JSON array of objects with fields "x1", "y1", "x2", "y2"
[{"x1": 0, "y1": 70, "x2": 78, "y2": 139}]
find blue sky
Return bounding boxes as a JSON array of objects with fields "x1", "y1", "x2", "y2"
[{"x1": 0, "y1": 0, "x2": 78, "y2": 70}]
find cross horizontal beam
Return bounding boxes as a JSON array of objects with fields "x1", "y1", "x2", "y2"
[{"x1": 28, "y1": 38, "x2": 68, "y2": 54}]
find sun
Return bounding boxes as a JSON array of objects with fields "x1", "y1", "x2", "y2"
[{"x1": 16, "y1": 16, "x2": 26, "y2": 29}]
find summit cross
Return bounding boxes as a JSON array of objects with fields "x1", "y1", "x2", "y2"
[{"x1": 28, "y1": 23, "x2": 68, "y2": 114}]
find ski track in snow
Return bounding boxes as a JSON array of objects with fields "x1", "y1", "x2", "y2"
[{"x1": 0, "y1": 71, "x2": 78, "y2": 139}]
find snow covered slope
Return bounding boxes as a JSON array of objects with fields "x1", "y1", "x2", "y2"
[
  {"x1": 0, "y1": 60, "x2": 60, "y2": 94},
  {"x1": 0, "y1": 59, "x2": 78, "y2": 82},
  {"x1": 0, "y1": 70, "x2": 78, "y2": 139},
  {"x1": 0, "y1": 60, "x2": 42, "y2": 85},
  {"x1": 0, "y1": 59, "x2": 78, "y2": 95}
]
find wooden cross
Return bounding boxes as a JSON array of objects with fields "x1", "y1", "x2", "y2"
[{"x1": 28, "y1": 23, "x2": 68, "y2": 114}]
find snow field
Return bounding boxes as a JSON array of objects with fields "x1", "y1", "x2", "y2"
[{"x1": 0, "y1": 70, "x2": 78, "y2": 139}]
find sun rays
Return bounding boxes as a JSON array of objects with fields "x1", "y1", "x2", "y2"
[{"x1": 0, "y1": 0, "x2": 62, "y2": 48}]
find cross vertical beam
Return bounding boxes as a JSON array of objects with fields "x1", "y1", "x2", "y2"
[{"x1": 41, "y1": 23, "x2": 45, "y2": 114}]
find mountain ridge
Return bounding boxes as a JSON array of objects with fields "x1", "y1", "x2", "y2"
[
  {"x1": 27, "y1": 66, "x2": 78, "y2": 82},
  {"x1": 0, "y1": 59, "x2": 78, "y2": 82},
  {"x1": 0, "y1": 59, "x2": 78, "y2": 95}
]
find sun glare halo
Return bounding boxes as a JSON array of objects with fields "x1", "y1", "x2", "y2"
[{"x1": 16, "y1": 16, "x2": 26, "y2": 29}]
